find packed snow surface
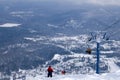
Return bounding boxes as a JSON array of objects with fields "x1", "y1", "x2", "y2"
[{"x1": 13, "y1": 70, "x2": 120, "y2": 80}]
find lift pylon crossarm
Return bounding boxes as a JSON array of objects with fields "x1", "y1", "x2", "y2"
[
  {"x1": 103, "y1": 33, "x2": 107, "y2": 39},
  {"x1": 90, "y1": 32, "x2": 97, "y2": 40}
]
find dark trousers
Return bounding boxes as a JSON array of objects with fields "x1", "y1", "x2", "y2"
[{"x1": 48, "y1": 72, "x2": 52, "y2": 77}]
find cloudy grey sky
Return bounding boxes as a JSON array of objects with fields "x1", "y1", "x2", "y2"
[
  {"x1": 1, "y1": 0, "x2": 120, "y2": 6},
  {"x1": 18, "y1": 0, "x2": 120, "y2": 5},
  {"x1": 69, "y1": 0, "x2": 120, "y2": 6},
  {"x1": 45, "y1": 0, "x2": 120, "y2": 6}
]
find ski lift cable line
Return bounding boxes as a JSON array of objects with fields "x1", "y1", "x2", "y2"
[
  {"x1": 109, "y1": 29, "x2": 120, "y2": 37},
  {"x1": 99, "y1": 5, "x2": 120, "y2": 31},
  {"x1": 87, "y1": 19, "x2": 120, "y2": 41},
  {"x1": 93, "y1": 7, "x2": 118, "y2": 29},
  {"x1": 93, "y1": 19, "x2": 120, "y2": 40},
  {"x1": 103, "y1": 19, "x2": 120, "y2": 31},
  {"x1": 101, "y1": 28, "x2": 120, "y2": 40},
  {"x1": 85, "y1": 7, "x2": 120, "y2": 43}
]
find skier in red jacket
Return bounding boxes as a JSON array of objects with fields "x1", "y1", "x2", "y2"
[{"x1": 47, "y1": 66, "x2": 53, "y2": 77}]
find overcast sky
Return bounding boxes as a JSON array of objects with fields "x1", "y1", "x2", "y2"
[
  {"x1": 1, "y1": 0, "x2": 120, "y2": 6},
  {"x1": 51, "y1": 0, "x2": 120, "y2": 6},
  {"x1": 32, "y1": 0, "x2": 120, "y2": 6}
]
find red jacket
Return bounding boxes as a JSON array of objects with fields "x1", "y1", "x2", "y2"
[{"x1": 47, "y1": 66, "x2": 53, "y2": 72}]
